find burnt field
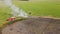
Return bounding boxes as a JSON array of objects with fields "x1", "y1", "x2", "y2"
[{"x1": 1, "y1": 17, "x2": 60, "y2": 34}]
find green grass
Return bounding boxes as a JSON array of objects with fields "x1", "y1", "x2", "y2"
[
  {"x1": 0, "y1": 1, "x2": 60, "y2": 27},
  {"x1": 0, "y1": 7, "x2": 10, "y2": 27},
  {"x1": 13, "y1": 1, "x2": 60, "y2": 17}
]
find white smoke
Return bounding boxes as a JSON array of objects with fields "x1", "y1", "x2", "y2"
[
  {"x1": 4, "y1": 0, "x2": 12, "y2": 6},
  {"x1": 4, "y1": 0, "x2": 28, "y2": 18}
]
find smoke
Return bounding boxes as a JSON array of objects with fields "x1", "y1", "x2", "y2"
[
  {"x1": 4, "y1": 0, "x2": 28, "y2": 18},
  {"x1": 4, "y1": 0, "x2": 12, "y2": 6}
]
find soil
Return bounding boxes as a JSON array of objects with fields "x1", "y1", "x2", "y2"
[{"x1": 1, "y1": 17, "x2": 60, "y2": 34}]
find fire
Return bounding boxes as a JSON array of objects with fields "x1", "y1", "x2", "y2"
[
  {"x1": 7, "y1": 17, "x2": 15, "y2": 21},
  {"x1": 4, "y1": 0, "x2": 29, "y2": 21}
]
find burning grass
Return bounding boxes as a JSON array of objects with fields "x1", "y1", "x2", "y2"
[
  {"x1": 0, "y1": 17, "x2": 26, "y2": 33},
  {"x1": 0, "y1": 0, "x2": 60, "y2": 30}
]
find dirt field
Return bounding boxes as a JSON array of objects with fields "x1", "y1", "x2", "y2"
[{"x1": 1, "y1": 17, "x2": 60, "y2": 34}]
